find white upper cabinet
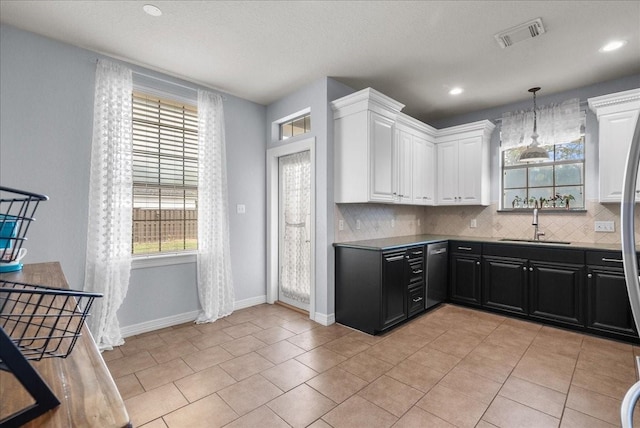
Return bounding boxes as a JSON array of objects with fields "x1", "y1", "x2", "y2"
[
  {"x1": 436, "y1": 139, "x2": 459, "y2": 204},
  {"x1": 333, "y1": 88, "x2": 493, "y2": 206},
  {"x1": 396, "y1": 113, "x2": 437, "y2": 206},
  {"x1": 588, "y1": 88, "x2": 640, "y2": 203},
  {"x1": 435, "y1": 121, "x2": 495, "y2": 206},
  {"x1": 395, "y1": 127, "x2": 413, "y2": 204},
  {"x1": 333, "y1": 88, "x2": 404, "y2": 203},
  {"x1": 412, "y1": 134, "x2": 436, "y2": 205}
]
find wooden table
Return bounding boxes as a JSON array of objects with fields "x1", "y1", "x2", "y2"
[{"x1": 0, "y1": 262, "x2": 130, "y2": 427}]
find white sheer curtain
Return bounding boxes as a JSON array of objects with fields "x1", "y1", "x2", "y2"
[
  {"x1": 84, "y1": 59, "x2": 133, "y2": 350},
  {"x1": 280, "y1": 151, "x2": 311, "y2": 304},
  {"x1": 195, "y1": 90, "x2": 235, "y2": 323},
  {"x1": 501, "y1": 98, "x2": 582, "y2": 150}
]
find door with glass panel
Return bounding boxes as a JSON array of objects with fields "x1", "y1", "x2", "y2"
[{"x1": 278, "y1": 150, "x2": 311, "y2": 311}]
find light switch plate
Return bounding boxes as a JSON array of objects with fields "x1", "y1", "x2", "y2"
[
  {"x1": 594, "y1": 220, "x2": 615, "y2": 232},
  {"x1": 236, "y1": 204, "x2": 246, "y2": 214},
  {"x1": 356, "y1": 219, "x2": 361, "y2": 230},
  {"x1": 470, "y1": 219, "x2": 477, "y2": 228},
  {"x1": 338, "y1": 220, "x2": 344, "y2": 231}
]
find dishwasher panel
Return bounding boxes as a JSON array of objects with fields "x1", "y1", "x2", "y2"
[{"x1": 426, "y1": 242, "x2": 448, "y2": 309}]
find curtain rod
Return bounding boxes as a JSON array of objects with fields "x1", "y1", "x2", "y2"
[
  {"x1": 94, "y1": 58, "x2": 227, "y2": 101},
  {"x1": 132, "y1": 70, "x2": 228, "y2": 101}
]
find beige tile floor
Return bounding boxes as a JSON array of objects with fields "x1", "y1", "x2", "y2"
[{"x1": 103, "y1": 304, "x2": 640, "y2": 428}]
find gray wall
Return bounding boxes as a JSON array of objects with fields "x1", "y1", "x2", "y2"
[
  {"x1": 0, "y1": 24, "x2": 267, "y2": 329},
  {"x1": 265, "y1": 77, "x2": 353, "y2": 318},
  {"x1": 430, "y1": 73, "x2": 640, "y2": 203}
]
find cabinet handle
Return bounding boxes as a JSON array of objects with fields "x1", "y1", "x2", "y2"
[
  {"x1": 529, "y1": 267, "x2": 534, "y2": 272},
  {"x1": 476, "y1": 261, "x2": 480, "y2": 265},
  {"x1": 413, "y1": 297, "x2": 423, "y2": 303},
  {"x1": 411, "y1": 251, "x2": 423, "y2": 256},
  {"x1": 523, "y1": 267, "x2": 527, "y2": 271},
  {"x1": 412, "y1": 269, "x2": 423, "y2": 274},
  {"x1": 458, "y1": 246, "x2": 473, "y2": 251},
  {"x1": 588, "y1": 273, "x2": 593, "y2": 278},
  {"x1": 601, "y1": 258, "x2": 623, "y2": 263},
  {"x1": 386, "y1": 255, "x2": 405, "y2": 262}
]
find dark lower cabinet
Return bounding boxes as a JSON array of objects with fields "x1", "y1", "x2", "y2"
[
  {"x1": 482, "y1": 256, "x2": 527, "y2": 315},
  {"x1": 529, "y1": 261, "x2": 584, "y2": 327},
  {"x1": 586, "y1": 251, "x2": 638, "y2": 341},
  {"x1": 482, "y1": 244, "x2": 585, "y2": 328},
  {"x1": 449, "y1": 242, "x2": 482, "y2": 306},
  {"x1": 408, "y1": 285, "x2": 425, "y2": 317},
  {"x1": 587, "y1": 267, "x2": 637, "y2": 338},
  {"x1": 337, "y1": 241, "x2": 639, "y2": 343},
  {"x1": 335, "y1": 245, "x2": 424, "y2": 335},
  {"x1": 381, "y1": 250, "x2": 409, "y2": 330}
]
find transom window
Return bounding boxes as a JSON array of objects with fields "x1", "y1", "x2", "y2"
[
  {"x1": 502, "y1": 137, "x2": 585, "y2": 210},
  {"x1": 280, "y1": 113, "x2": 311, "y2": 140},
  {"x1": 131, "y1": 91, "x2": 198, "y2": 254}
]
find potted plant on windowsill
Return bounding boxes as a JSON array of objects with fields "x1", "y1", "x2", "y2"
[
  {"x1": 563, "y1": 194, "x2": 575, "y2": 210},
  {"x1": 512, "y1": 195, "x2": 522, "y2": 209}
]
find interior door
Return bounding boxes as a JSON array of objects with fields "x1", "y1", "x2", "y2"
[{"x1": 278, "y1": 150, "x2": 311, "y2": 311}]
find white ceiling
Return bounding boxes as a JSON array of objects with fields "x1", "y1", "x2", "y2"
[{"x1": 1, "y1": 1, "x2": 639, "y2": 121}]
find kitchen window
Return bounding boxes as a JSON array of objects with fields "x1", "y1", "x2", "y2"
[
  {"x1": 502, "y1": 136, "x2": 585, "y2": 210},
  {"x1": 131, "y1": 91, "x2": 198, "y2": 255}
]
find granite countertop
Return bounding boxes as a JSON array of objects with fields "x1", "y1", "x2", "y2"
[{"x1": 333, "y1": 234, "x2": 627, "y2": 252}]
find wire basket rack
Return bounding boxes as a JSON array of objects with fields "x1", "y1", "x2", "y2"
[
  {"x1": 0, "y1": 186, "x2": 48, "y2": 269},
  {"x1": 0, "y1": 280, "x2": 102, "y2": 427},
  {"x1": 0, "y1": 280, "x2": 102, "y2": 363}
]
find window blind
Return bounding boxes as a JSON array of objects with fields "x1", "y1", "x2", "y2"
[{"x1": 131, "y1": 91, "x2": 198, "y2": 254}]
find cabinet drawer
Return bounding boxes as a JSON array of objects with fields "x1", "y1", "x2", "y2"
[
  {"x1": 484, "y1": 243, "x2": 583, "y2": 264},
  {"x1": 450, "y1": 241, "x2": 481, "y2": 254},
  {"x1": 408, "y1": 285, "x2": 425, "y2": 317},
  {"x1": 406, "y1": 246, "x2": 424, "y2": 261},
  {"x1": 408, "y1": 260, "x2": 424, "y2": 284},
  {"x1": 586, "y1": 250, "x2": 639, "y2": 268}
]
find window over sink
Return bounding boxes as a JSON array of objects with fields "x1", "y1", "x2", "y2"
[{"x1": 501, "y1": 134, "x2": 585, "y2": 210}]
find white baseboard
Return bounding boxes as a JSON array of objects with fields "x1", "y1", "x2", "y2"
[
  {"x1": 121, "y1": 310, "x2": 200, "y2": 338},
  {"x1": 235, "y1": 294, "x2": 267, "y2": 310},
  {"x1": 120, "y1": 295, "x2": 268, "y2": 338},
  {"x1": 314, "y1": 312, "x2": 336, "y2": 326}
]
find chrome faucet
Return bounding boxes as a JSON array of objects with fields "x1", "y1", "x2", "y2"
[{"x1": 532, "y1": 208, "x2": 545, "y2": 241}]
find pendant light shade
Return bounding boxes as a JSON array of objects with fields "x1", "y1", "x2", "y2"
[{"x1": 518, "y1": 87, "x2": 549, "y2": 163}]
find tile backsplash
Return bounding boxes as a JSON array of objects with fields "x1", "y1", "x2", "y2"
[{"x1": 335, "y1": 200, "x2": 640, "y2": 245}]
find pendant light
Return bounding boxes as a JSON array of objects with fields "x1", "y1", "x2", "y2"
[{"x1": 518, "y1": 87, "x2": 549, "y2": 162}]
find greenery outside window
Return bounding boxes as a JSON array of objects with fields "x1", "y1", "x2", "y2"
[
  {"x1": 502, "y1": 137, "x2": 585, "y2": 210},
  {"x1": 131, "y1": 91, "x2": 198, "y2": 254}
]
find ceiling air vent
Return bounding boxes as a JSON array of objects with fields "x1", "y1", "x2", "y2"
[{"x1": 494, "y1": 18, "x2": 546, "y2": 48}]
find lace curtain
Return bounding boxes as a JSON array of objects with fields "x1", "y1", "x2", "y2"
[
  {"x1": 280, "y1": 151, "x2": 311, "y2": 304},
  {"x1": 84, "y1": 59, "x2": 133, "y2": 350},
  {"x1": 501, "y1": 98, "x2": 582, "y2": 150},
  {"x1": 195, "y1": 90, "x2": 235, "y2": 323}
]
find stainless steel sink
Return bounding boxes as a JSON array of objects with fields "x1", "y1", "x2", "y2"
[{"x1": 498, "y1": 238, "x2": 571, "y2": 245}]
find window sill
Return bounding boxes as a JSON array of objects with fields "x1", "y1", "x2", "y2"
[
  {"x1": 131, "y1": 251, "x2": 197, "y2": 269},
  {"x1": 497, "y1": 209, "x2": 587, "y2": 214}
]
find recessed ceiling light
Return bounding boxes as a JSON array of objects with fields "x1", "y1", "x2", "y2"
[
  {"x1": 143, "y1": 4, "x2": 162, "y2": 17},
  {"x1": 600, "y1": 40, "x2": 627, "y2": 52},
  {"x1": 449, "y1": 87, "x2": 464, "y2": 96}
]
